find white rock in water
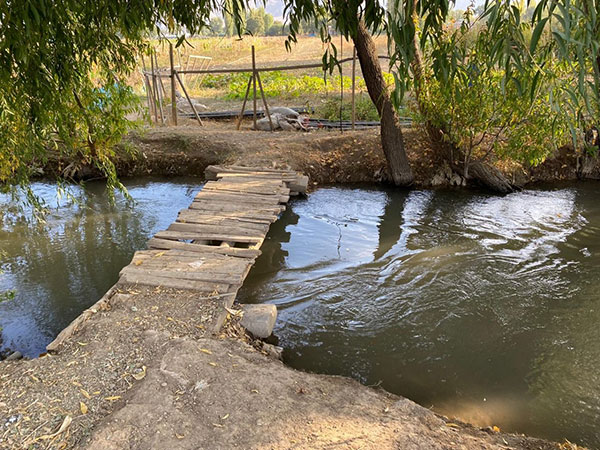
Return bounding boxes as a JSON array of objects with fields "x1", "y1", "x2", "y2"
[{"x1": 240, "y1": 304, "x2": 277, "y2": 338}]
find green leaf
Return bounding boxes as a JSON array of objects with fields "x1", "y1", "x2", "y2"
[{"x1": 530, "y1": 17, "x2": 549, "y2": 54}]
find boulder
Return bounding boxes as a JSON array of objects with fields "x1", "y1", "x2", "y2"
[{"x1": 240, "y1": 304, "x2": 277, "y2": 338}]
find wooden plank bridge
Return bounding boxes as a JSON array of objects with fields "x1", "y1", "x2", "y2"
[
  {"x1": 46, "y1": 166, "x2": 307, "y2": 352},
  {"x1": 117, "y1": 165, "x2": 308, "y2": 305}
]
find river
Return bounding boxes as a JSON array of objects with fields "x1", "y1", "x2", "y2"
[
  {"x1": 1, "y1": 181, "x2": 599, "y2": 447},
  {"x1": 238, "y1": 183, "x2": 600, "y2": 448}
]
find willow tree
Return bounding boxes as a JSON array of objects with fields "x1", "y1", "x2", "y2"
[
  {"x1": 0, "y1": 0, "x2": 231, "y2": 194},
  {"x1": 386, "y1": 0, "x2": 600, "y2": 190},
  {"x1": 0, "y1": 0, "x2": 419, "y2": 191}
]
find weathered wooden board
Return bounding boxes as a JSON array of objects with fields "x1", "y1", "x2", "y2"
[
  {"x1": 131, "y1": 249, "x2": 253, "y2": 267},
  {"x1": 172, "y1": 223, "x2": 268, "y2": 236},
  {"x1": 202, "y1": 183, "x2": 289, "y2": 196},
  {"x1": 119, "y1": 271, "x2": 233, "y2": 292},
  {"x1": 188, "y1": 201, "x2": 284, "y2": 214},
  {"x1": 121, "y1": 267, "x2": 246, "y2": 285},
  {"x1": 204, "y1": 179, "x2": 286, "y2": 190},
  {"x1": 194, "y1": 191, "x2": 289, "y2": 205},
  {"x1": 147, "y1": 238, "x2": 261, "y2": 258},
  {"x1": 204, "y1": 165, "x2": 308, "y2": 194},
  {"x1": 154, "y1": 230, "x2": 263, "y2": 244},
  {"x1": 215, "y1": 174, "x2": 296, "y2": 183},
  {"x1": 217, "y1": 172, "x2": 297, "y2": 181},
  {"x1": 177, "y1": 209, "x2": 275, "y2": 225},
  {"x1": 168, "y1": 222, "x2": 269, "y2": 236}
]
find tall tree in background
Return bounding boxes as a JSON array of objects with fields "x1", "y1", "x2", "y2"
[{"x1": 284, "y1": 1, "x2": 416, "y2": 185}]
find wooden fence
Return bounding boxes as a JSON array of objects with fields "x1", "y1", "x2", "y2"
[{"x1": 142, "y1": 43, "x2": 393, "y2": 131}]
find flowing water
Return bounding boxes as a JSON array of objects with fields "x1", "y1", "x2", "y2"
[
  {"x1": 0, "y1": 177, "x2": 201, "y2": 358},
  {"x1": 1, "y1": 180, "x2": 599, "y2": 446},
  {"x1": 237, "y1": 184, "x2": 600, "y2": 448}
]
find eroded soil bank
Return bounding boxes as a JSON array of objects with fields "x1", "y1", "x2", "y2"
[
  {"x1": 1, "y1": 285, "x2": 561, "y2": 449},
  {"x1": 43, "y1": 120, "x2": 598, "y2": 190}
]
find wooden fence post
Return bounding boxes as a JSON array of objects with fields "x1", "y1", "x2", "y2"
[
  {"x1": 256, "y1": 72, "x2": 274, "y2": 131},
  {"x1": 251, "y1": 46, "x2": 258, "y2": 130},
  {"x1": 140, "y1": 55, "x2": 155, "y2": 121},
  {"x1": 351, "y1": 46, "x2": 357, "y2": 131},
  {"x1": 149, "y1": 51, "x2": 160, "y2": 124},
  {"x1": 236, "y1": 76, "x2": 253, "y2": 130},
  {"x1": 175, "y1": 71, "x2": 203, "y2": 126},
  {"x1": 170, "y1": 42, "x2": 178, "y2": 126}
]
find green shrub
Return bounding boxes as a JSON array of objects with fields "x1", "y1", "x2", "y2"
[{"x1": 316, "y1": 96, "x2": 380, "y2": 121}]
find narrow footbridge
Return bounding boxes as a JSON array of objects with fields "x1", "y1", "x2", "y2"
[
  {"x1": 46, "y1": 165, "x2": 307, "y2": 352},
  {"x1": 118, "y1": 165, "x2": 307, "y2": 305}
]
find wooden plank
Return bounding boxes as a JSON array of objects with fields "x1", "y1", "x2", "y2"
[
  {"x1": 194, "y1": 191, "x2": 289, "y2": 205},
  {"x1": 154, "y1": 230, "x2": 263, "y2": 244},
  {"x1": 216, "y1": 173, "x2": 296, "y2": 182},
  {"x1": 217, "y1": 173, "x2": 298, "y2": 184},
  {"x1": 118, "y1": 272, "x2": 232, "y2": 292},
  {"x1": 120, "y1": 267, "x2": 246, "y2": 285},
  {"x1": 174, "y1": 218, "x2": 269, "y2": 232},
  {"x1": 147, "y1": 238, "x2": 261, "y2": 258},
  {"x1": 203, "y1": 186, "x2": 290, "y2": 197},
  {"x1": 124, "y1": 251, "x2": 255, "y2": 285},
  {"x1": 131, "y1": 249, "x2": 253, "y2": 268},
  {"x1": 204, "y1": 166, "x2": 307, "y2": 194},
  {"x1": 206, "y1": 178, "x2": 285, "y2": 187},
  {"x1": 177, "y1": 210, "x2": 275, "y2": 225},
  {"x1": 202, "y1": 183, "x2": 288, "y2": 196},
  {"x1": 168, "y1": 222, "x2": 268, "y2": 236},
  {"x1": 195, "y1": 189, "x2": 285, "y2": 202},
  {"x1": 222, "y1": 165, "x2": 295, "y2": 174},
  {"x1": 188, "y1": 201, "x2": 284, "y2": 214}
]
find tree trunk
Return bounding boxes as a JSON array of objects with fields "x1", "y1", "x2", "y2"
[{"x1": 353, "y1": 21, "x2": 414, "y2": 186}]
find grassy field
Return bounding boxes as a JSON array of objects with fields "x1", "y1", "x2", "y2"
[{"x1": 134, "y1": 35, "x2": 395, "y2": 121}]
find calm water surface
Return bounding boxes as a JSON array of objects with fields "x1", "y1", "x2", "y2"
[
  {"x1": 0, "y1": 177, "x2": 201, "y2": 357},
  {"x1": 237, "y1": 184, "x2": 600, "y2": 448}
]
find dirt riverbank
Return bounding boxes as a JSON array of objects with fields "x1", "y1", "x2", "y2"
[
  {"x1": 1, "y1": 283, "x2": 565, "y2": 449},
  {"x1": 42, "y1": 120, "x2": 594, "y2": 190}
]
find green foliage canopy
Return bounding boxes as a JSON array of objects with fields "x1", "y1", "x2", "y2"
[{"x1": 0, "y1": 0, "x2": 240, "y2": 191}]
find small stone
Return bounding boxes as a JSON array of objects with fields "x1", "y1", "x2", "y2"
[
  {"x1": 5, "y1": 351, "x2": 23, "y2": 361},
  {"x1": 262, "y1": 343, "x2": 283, "y2": 360},
  {"x1": 240, "y1": 304, "x2": 277, "y2": 339},
  {"x1": 131, "y1": 306, "x2": 138, "y2": 312}
]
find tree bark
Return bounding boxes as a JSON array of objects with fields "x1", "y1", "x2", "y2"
[{"x1": 353, "y1": 21, "x2": 414, "y2": 186}]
